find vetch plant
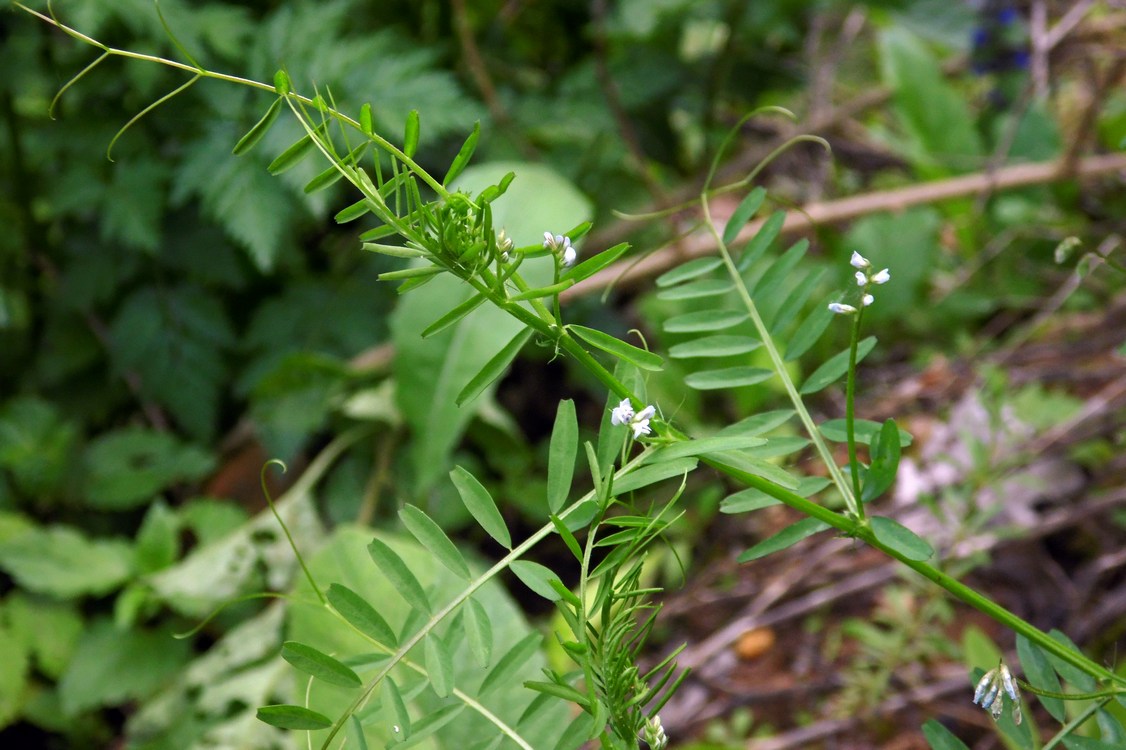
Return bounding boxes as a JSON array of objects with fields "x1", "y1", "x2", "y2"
[{"x1": 22, "y1": 4, "x2": 1126, "y2": 748}]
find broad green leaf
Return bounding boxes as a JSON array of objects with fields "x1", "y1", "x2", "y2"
[
  {"x1": 650, "y1": 435, "x2": 766, "y2": 461},
  {"x1": 656, "y1": 279, "x2": 733, "y2": 300},
  {"x1": 425, "y1": 633, "x2": 454, "y2": 697},
  {"x1": 736, "y1": 211, "x2": 785, "y2": 272},
  {"x1": 0, "y1": 526, "x2": 133, "y2": 599},
  {"x1": 456, "y1": 327, "x2": 533, "y2": 406},
  {"x1": 326, "y1": 584, "x2": 397, "y2": 647},
  {"x1": 398, "y1": 505, "x2": 470, "y2": 579},
  {"x1": 569, "y1": 325, "x2": 663, "y2": 372},
  {"x1": 403, "y1": 110, "x2": 421, "y2": 157},
  {"x1": 655, "y1": 257, "x2": 723, "y2": 287},
  {"x1": 464, "y1": 596, "x2": 493, "y2": 668},
  {"x1": 256, "y1": 704, "x2": 332, "y2": 731},
  {"x1": 819, "y1": 419, "x2": 913, "y2": 446},
  {"x1": 664, "y1": 309, "x2": 748, "y2": 333},
  {"x1": 5, "y1": 594, "x2": 82, "y2": 681},
  {"x1": 561, "y1": 242, "x2": 629, "y2": 283},
  {"x1": 0, "y1": 397, "x2": 79, "y2": 498},
  {"x1": 1015, "y1": 635, "x2": 1064, "y2": 722},
  {"x1": 383, "y1": 677, "x2": 412, "y2": 737},
  {"x1": 723, "y1": 187, "x2": 767, "y2": 245},
  {"x1": 669, "y1": 335, "x2": 761, "y2": 359},
  {"x1": 134, "y1": 501, "x2": 179, "y2": 574},
  {"x1": 232, "y1": 96, "x2": 284, "y2": 155},
  {"x1": 281, "y1": 641, "x2": 361, "y2": 688},
  {"x1": 800, "y1": 336, "x2": 877, "y2": 394},
  {"x1": 869, "y1": 516, "x2": 932, "y2": 561},
  {"x1": 1046, "y1": 630, "x2": 1096, "y2": 691},
  {"x1": 547, "y1": 400, "x2": 578, "y2": 513},
  {"x1": 511, "y1": 560, "x2": 562, "y2": 601},
  {"x1": 921, "y1": 719, "x2": 970, "y2": 750},
  {"x1": 480, "y1": 633, "x2": 542, "y2": 697},
  {"x1": 443, "y1": 121, "x2": 480, "y2": 186},
  {"x1": 613, "y1": 458, "x2": 698, "y2": 494},
  {"x1": 862, "y1": 419, "x2": 902, "y2": 503},
  {"x1": 85, "y1": 428, "x2": 214, "y2": 509},
  {"x1": 450, "y1": 467, "x2": 511, "y2": 549},
  {"x1": 785, "y1": 301, "x2": 835, "y2": 361},
  {"x1": 685, "y1": 366, "x2": 773, "y2": 390},
  {"x1": 368, "y1": 538, "x2": 431, "y2": 615},
  {"x1": 738, "y1": 518, "x2": 830, "y2": 562}
]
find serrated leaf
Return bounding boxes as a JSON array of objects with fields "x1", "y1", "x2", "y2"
[
  {"x1": 443, "y1": 121, "x2": 480, "y2": 186},
  {"x1": 664, "y1": 309, "x2": 748, "y2": 333},
  {"x1": 232, "y1": 96, "x2": 284, "y2": 155},
  {"x1": 655, "y1": 257, "x2": 723, "y2": 287},
  {"x1": 0, "y1": 526, "x2": 133, "y2": 599},
  {"x1": 367, "y1": 537, "x2": 431, "y2": 615},
  {"x1": 723, "y1": 187, "x2": 767, "y2": 245},
  {"x1": 403, "y1": 110, "x2": 421, "y2": 157},
  {"x1": 256, "y1": 704, "x2": 332, "y2": 731},
  {"x1": 669, "y1": 335, "x2": 761, "y2": 359},
  {"x1": 464, "y1": 596, "x2": 493, "y2": 668},
  {"x1": 479, "y1": 632, "x2": 542, "y2": 697},
  {"x1": 450, "y1": 467, "x2": 510, "y2": 548},
  {"x1": 738, "y1": 518, "x2": 830, "y2": 562},
  {"x1": 819, "y1": 419, "x2": 913, "y2": 446},
  {"x1": 800, "y1": 336, "x2": 877, "y2": 395},
  {"x1": 650, "y1": 435, "x2": 767, "y2": 461},
  {"x1": 281, "y1": 641, "x2": 361, "y2": 688},
  {"x1": 85, "y1": 427, "x2": 214, "y2": 509},
  {"x1": 511, "y1": 560, "x2": 562, "y2": 601},
  {"x1": 1015, "y1": 635, "x2": 1065, "y2": 722},
  {"x1": 869, "y1": 516, "x2": 932, "y2": 561},
  {"x1": 656, "y1": 279, "x2": 733, "y2": 300},
  {"x1": 326, "y1": 583, "x2": 397, "y2": 647},
  {"x1": 569, "y1": 325, "x2": 663, "y2": 371},
  {"x1": 785, "y1": 301, "x2": 835, "y2": 361},
  {"x1": 561, "y1": 242, "x2": 629, "y2": 283},
  {"x1": 425, "y1": 633, "x2": 454, "y2": 697},
  {"x1": 921, "y1": 719, "x2": 970, "y2": 750},
  {"x1": 455, "y1": 326, "x2": 534, "y2": 406},
  {"x1": 685, "y1": 366, "x2": 773, "y2": 390},
  {"x1": 547, "y1": 400, "x2": 578, "y2": 513},
  {"x1": 613, "y1": 458, "x2": 698, "y2": 494},
  {"x1": 398, "y1": 505, "x2": 470, "y2": 579}
]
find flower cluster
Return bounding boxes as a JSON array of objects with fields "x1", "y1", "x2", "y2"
[
  {"x1": 543, "y1": 232, "x2": 576, "y2": 267},
  {"x1": 496, "y1": 228, "x2": 513, "y2": 263},
  {"x1": 611, "y1": 398, "x2": 656, "y2": 439},
  {"x1": 973, "y1": 662, "x2": 1022, "y2": 724},
  {"x1": 641, "y1": 714, "x2": 668, "y2": 750},
  {"x1": 828, "y1": 251, "x2": 890, "y2": 314}
]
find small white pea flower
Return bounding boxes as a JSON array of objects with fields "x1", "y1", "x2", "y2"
[
  {"x1": 610, "y1": 398, "x2": 635, "y2": 426},
  {"x1": 497, "y1": 229, "x2": 513, "y2": 262},
  {"x1": 642, "y1": 714, "x2": 668, "y2": 750},
  {"x1": 870, "y1": 268, "x2": 890, "y2": 285},
  {"x1": 973, "y1": 663, "x2": 1022, "y2": 724},
  {"x1": 855, "y1": 271, "x2": 868, "y2": 286},
  {"x1": 850, "y1": 251, "x2": 871, "y2": 270},
  {"x1": 631, "y1": 405, "x2": 656, "y2": 439},
  {"x1": 562, "y1": 243, "x2": 577, "y2": 267},
  {"x1": 828, "y1": 302, "x2": 857, "y2": 315},
  {"x1": 543, "y1": 232, "x2": 575, "y2": 265},
  {"x1": 862, "y1": 293, "x2": 874, "y2": 307}
]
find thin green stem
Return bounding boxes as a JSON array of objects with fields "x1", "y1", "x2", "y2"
[
  {"x1": 845, "y1": 310, "x2": 865, "y2": 520},
  {"x1": 1041, "y1": 697, "x2": 1112, "y2": 750}
]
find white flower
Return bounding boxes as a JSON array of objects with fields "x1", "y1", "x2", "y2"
[
  {"x1": 862, "y1": 293, "x2": 874, "y2": 307},
  {"x1": 543, "y1": 232, "x2": 576, "y2": 266},
  {"x1": 850, "y1": 251, "x2": 870, "y2": 269},
  {"x1": 631, "y1": 404, "x2": 656, "y2": 439},
  {"x1": 870, "y1": 268, "x2": 891, "y2": 284},
  {"x1": 642, "y1": 714, "x2": 668, "y2": 750},
  {"x1": 562, "y1": 243, "x2": 577, "y2": 267},
  {"x1": 973, "y1": 664, "x2": 1022, "y2": 724},
  {"x1": 828, "y1": 302, "x2": 857, "y2": 315},
  {"x1": 855, "y1": 271, "x2": 868, "y2": 286},
  {"x1": 543, "y1": 231, "x2": 559, "y2": 249},
  {"x1": 610, "y1": 398, "x2": 634, "y2": 426}
]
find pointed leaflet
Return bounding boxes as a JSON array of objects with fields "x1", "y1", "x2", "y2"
[
  {"x1": 769, "y1": 266, "x2": 825, "y2": 334},
  {"x1": 921, "y1": 720, "x2": 971, "y2": 750},
  {"x1": 547, "y1": 399, "x2": 578, "y2": 513},
  {"x1": 561, "y1": 242, "x2": 629, "y2": 283},
  {"x1": 266, "y1": 123, "x2": 327, "y2": 175},
  {"x1": 723, "y1": 187, "x2": 767, "y2": 245},
  {"x1": 613, "y1": 458, "x2": 698, "y2": 494},
  {"x1": 425, "y1": 632, "x2": 455, "y2": 697},
  {"x1": 511, "y1": 560, "x2": 562, "y2": 601},
  {"x1": 656, "y1": 279, "x2": 733, "y2": 301},
  {"x1": 395, "y1": 705, "x2": 466, "y2": 750},
  {"x1": 685, "y1": 366, "x2": 773, "y2": 390},
  {"x1": 669, "y1": 335, "x2": 761, "y2": 359},
  {"x1": 869, "y1": 516, "x2": 933, "y2": 561},
  {"x1": 464, "y1": 595, "x2": 493, "y2": 668},
  {"x1": 736, "y1": 211, "x2": 786, "y2": 273},
  {"x1": 325, "y1": 583, "x2": 397, "y2": 647},
  {"x1": 1016, "y1": 635, "x2": 1065, "y2": 722},
  {"x1": 450, "y1": 466, "x2": 511, "y2": 548},
  {"x1": 649, "y1": 435, "x2": 766, "y2": 461},
  {"x1": 800, "y1": 336, "x2": 877, "y2": 394},
  {"x1": 655, "y1": 257, "x2": 723, "y2": 287},
  {"x1": 383, "y1": 677, "x2": 412, "y2": 737},
  {"x1": 861, "y1": 419, "x2": 902, "y2": 503},
  {"x1": 479, "y1": 632, "x2": 542, "y2": 697},
  {"x1": 398, "y1": 505, "x2": 471, "y2": 579},
  {"x1": 750, "y1": 239, "x2": 809, "y2": 326},
  {"x1": 232, "y1": 97, "x2": 283, "y2": 155},
  {"x1": 443, "y1": 121, "x2": 480, "y2": 187},
  {"x1": 784, "y1": 300, "x2": 834, "y2": 361},
  {"x1": 664, "y1": 309, "x2": 748, "y2": 333},
  {"x1": 569, "y1": 325, "x2": 663, "y2": 372},
  {"x1": 455, "y1": 327, "x2": 533, "y2": 406},
  {"x1": 280, "y1": 641, "x2": 361, "y2": 688},
  {"x1": 256, "y1": 704, "x2": 332, "y2": 730},
  {"x1": 820, "y1": 419, "x2": 912, "y2": 446},
  {"x1": 738, "y1": 518, "x2": 830, "y2": 562},
  {"x1": 368, "y1": 537, "x2": 431, "y2": 615}
]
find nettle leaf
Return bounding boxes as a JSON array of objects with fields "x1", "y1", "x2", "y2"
[
  {"x1": 256, "y1": 704, "x2": 332, "y2": 731},
  {"x1": 398, "y1": 505, "x2": 471, "y2": 579},
  {"x1": 326, "y1": 583, "x2": 397, "y2": 647},
  {"x1": 281, "y1": 641, "x2": 361, "y2": 688},
  {"x1": 738, "y1": 518, "x2": 830, "y2": 562},
  {"x1": 100, "y1": 157, "x2": 167, "y2": 253},
  {"x1": 547, "y1": 400, "x2": 578, "y2": 513},
  {"x1": 0, "y1": 526, "x2": 133, "y2": 599},
  {"x1": 84, "y1": 427, "x2": 214, "y2": 510},
  {"x1": 869, "y1": 516, "x2": 933, "y2": 561},
  {"x1": 110, "y1": 285, "x2": 236, "y2": 440},
  {"x1": 0, "y1": 396, "x2": 80, "y2": 498},
  {"x1": 569, "y1": 325, "x2": 663, "y2": 372},
  {"x1": 800, "y1": 336, "x2": 877, "y2": 395},
  {"x1": 449, "y1": 466, "x2": 511, "y2": 549},
  {"x1": 367, "y1": 537, "x2": 432, "y2": 615}
]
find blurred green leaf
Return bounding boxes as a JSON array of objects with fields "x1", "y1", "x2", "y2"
[
  {"x1": 0, "y1": 526, "x2": 133, "y2": 599},
  {"x1": 84, "y1": 427, "x2": 214, "y2": 510},
  {"x1": 256, "y1": 704, "x2": 332, "y2": 730},
  {"x1": 738, "y1": 518, "x2": 830, "y2": 562}
]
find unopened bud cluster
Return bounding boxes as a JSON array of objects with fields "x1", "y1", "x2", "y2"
[{"x1": 973, "y1": 662, "x2": 1022, "y2": 724}]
